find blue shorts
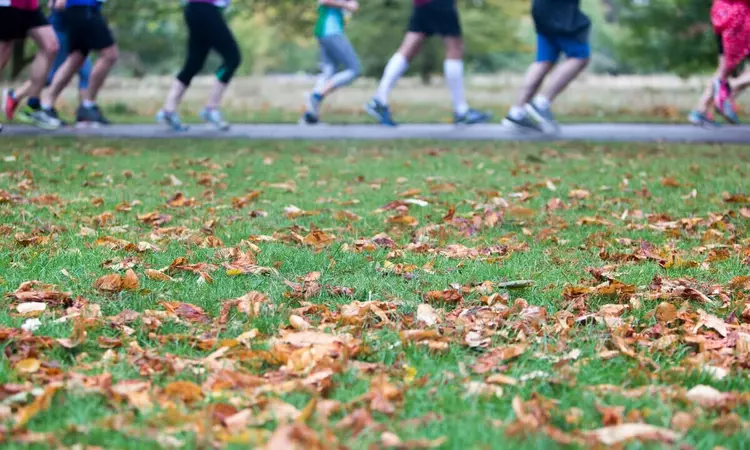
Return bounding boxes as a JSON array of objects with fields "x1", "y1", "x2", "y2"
[{"x1": 536, "y1": 33, "x2": 590, "y2": 63}]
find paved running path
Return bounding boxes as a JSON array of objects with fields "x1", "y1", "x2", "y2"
[{"x1": 3, "y1": 123, "x2": 750, "y2": 143}]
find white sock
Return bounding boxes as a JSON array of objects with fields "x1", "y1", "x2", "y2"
[
  {"x1": 375, "y1": 53, "x2": 408, "y2": 105},
  {"x1": 509, "y1": 106, "x2": 526, "y2": 120},
  {"x1": 532, "y1": 96, "x2": 550, "y2": 110},
  {"x1": 444, "y1": 59, "x2": 469, "y2": 116},
  {"x1": 82, "y1": 99, "x2": 96, "y2": 108},
  {"x1": 41, "y1": 103, "x2": 52, "y2": 111}
]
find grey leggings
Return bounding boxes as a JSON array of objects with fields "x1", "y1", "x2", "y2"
[{"x1": 315, "y1": 34, "x2": 362, "y2": 92}]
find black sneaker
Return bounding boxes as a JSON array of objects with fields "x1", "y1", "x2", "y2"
[
  {"x1": 299, "y1": 111, "x2": 319, "y2": 125},
  {"x1": 76, "y1": 104, "x2": 111, "y2": 127}
]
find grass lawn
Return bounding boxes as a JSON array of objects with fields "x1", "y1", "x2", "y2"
[{"x1": 0, "y1": 138, "x2": 749, "y2": 449}]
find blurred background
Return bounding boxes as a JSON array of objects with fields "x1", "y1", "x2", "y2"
[{"x1": 2, "y1": 0, "x2": 737, "y2": 123}]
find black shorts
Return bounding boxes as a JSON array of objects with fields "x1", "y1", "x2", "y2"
[
  {"x1": 63, "y1": 6, "x2": 115, "y2": 55},
  {"x1": 0, "y1": 7, "x2": 49, "y2": 42},
  {"x1": 407, "y1": 0, "x2": 461, "y2": 37}
]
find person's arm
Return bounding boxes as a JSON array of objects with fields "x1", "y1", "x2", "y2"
[{"x1": 319, "y1": 0, "x2": 359, "y2": 12}]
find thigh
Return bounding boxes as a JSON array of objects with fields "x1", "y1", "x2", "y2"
[
  {"x1": 535, "y1": 33, "x2": 561, "y2": 63},
  {"x1": 206, "y1": 13, "x2": 238, "y2": 59},
  {"x1": 321, "y1": 35, "x2": 359, "y2": 69},
  {"x1": 560, "y1": 35, "x2": 590, "y2": 60},
  {"x1": 0, "y1": 8, "x2": 33, "y2": 42},
  {"x1": 407, "y1": 5, "x2": 434, "y2": 37},
  {"x1": 318, "y1": 38, "x2": 335, "y2": 68},
  {"x1": 85, "y1": 11, "x2": 115, "y2": 52},
  {"x1": 427, "y1": 0, "x2": 461, "y2": 38}
]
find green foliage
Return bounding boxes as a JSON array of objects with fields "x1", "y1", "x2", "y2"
[{"x1": 614, "y1": 0, "x2": 716, "y2": 76}]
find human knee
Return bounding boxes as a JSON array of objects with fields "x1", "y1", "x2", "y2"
[
  {"x1": 444, "y1": 38, "x2": 464, "y2": 59},
  {"x1": 42, "y1": 35, "x2": 60, "y2": 60},
  {"x1": 348, "y1": 58, "x2": 362, "y2": 78},
  {"x1": 218, "y1": 47, "x2": 241, "y2": 83},
  {"x1": 100, "y1": 46, "x2": 119, "y2": 65}
]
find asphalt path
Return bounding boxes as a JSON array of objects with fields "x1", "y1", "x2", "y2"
[{"x1": 3, "y1": 123, "x2": 750, "y2": 143}]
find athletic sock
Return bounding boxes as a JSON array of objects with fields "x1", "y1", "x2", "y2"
[
  {"x1": 27, "y1": 97, "x2": 41, "y2": 110},
  {"x1": 444, "y1": 59, "x2": 469, "y2": 116},
  {"x1": 509, "y1": 106, "x2": 526, "y2": 120},
  {"x1": 42, "y1": 103, "x2": 53, "y2": 111},
  {"x1": 532, "y1": 96, "x2": 551, "y2": 110},
  {"x1": 82, "y1": 99, "x2": 96, "y2": 108},
  {"x1": 375, "y1": 53, "x2": 408, "y2": 105}
]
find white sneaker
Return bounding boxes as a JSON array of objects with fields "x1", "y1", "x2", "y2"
[{"x1": 199, "y1": 108, "x2": 230, "y2": 131}]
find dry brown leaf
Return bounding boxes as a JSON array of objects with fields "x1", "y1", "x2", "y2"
[
  {"x1": 416, "y1": 304, "x2": 440, "y2": 327},
  {"x1": 94, "y1": 273, "x2": 123, "y2": 293},
  {"x1": 122, "y1": 269, "x2": 139, "y2": 291},
  {"x1": 14, "y1": 384, "x2": 60, "y2": 430},
  {"x1": 145, "y1": 269, "x2": 173, "y2": 282},
  {"x1": 585, "y1": 423, "x2": 681, "y2": 445}
]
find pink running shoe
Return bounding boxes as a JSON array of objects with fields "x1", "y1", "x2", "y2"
[{"x1": 713, "y1": 79, "x2": 740, "y2": 124}]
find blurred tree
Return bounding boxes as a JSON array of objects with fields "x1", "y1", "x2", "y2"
[{"x1": 614, "y1": 0, "x2": 716, "y2": 76}]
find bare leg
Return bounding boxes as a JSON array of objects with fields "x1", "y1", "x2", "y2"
[
  {"x1": 730, "y1": 69, "x2": 750, "y2": 99},
  {"x1": 0, "y1": 42, "x2": 12, "y2": 70},
  {"x1": 538, "y1": 58, "x2": 589, "y2": 103},
  {"x1": 25, "y1": 25, "x2": 59, "y2": 100},
  {"x1": 43, "y1": 53, "x2": 84, "y2": 108},
  {"x1": 205, "y1": 81, "x2": 228, "y2": 110},
  {"x1": 163, "y1": 79, "x2": 188, "y2": 112},
  {"x1": 514, "y1": 62, "x2": 554, "y2": 107},
  {"x1": 374, "y1": 32, "x2": 425, "y2": 105},
  {"x1": 85, "y1": 45, "x2": 118, "y2": 102}
]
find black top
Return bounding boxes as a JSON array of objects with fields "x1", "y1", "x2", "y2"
[{"x1": 532, "y1": 0, "x2": 591, "y2": 38}]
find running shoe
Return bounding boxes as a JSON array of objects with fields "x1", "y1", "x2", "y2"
[
  {"x1": 307, "y1": 92, "x2": 323, "y2": 117},
  {"x1": 2, "y1": 89, "x2": 19, "y2": 121},
  {"x1": 156, "y1": 109, "x2": 189, "y2": 131},
  {"x1": 502, "y1": 114, "x2": 543, "y2": 132},
  {"x1": 76, "y1": 104, "x2": 111, "y2": 127},
  {"x1": 199, "y1": 108, "x2": 230, "y2": 131},
  {"x1": 45, "y1": 108, "x2": 69, "y2": 127},
  {"x1": 17, "y1": 106, "x2": 61, "y2": 130},
  {"x1": 526, "y1": 102, "x2": 559, "y2": 132},
  {"x1": 687, "y1": 110, "x2": 720, "y2": 127},
  {"x1": 365, "y1": 98, "x2": 397, "y2": 126},
  {"x1": 299, "y1": 111, "x2": 319, "y2": 125},
  {"x1": 712, "y1": 79, "x2": 739, "y2": 124},
  {"x1": 454, "y1": 108, "x2": 492, "y2": 125}
]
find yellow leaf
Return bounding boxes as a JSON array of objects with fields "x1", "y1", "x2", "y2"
[{"x1": 14, "y1": 358, "x2": 41, "y2": 375}]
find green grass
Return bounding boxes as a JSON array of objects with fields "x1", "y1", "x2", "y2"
[{"x1": 0, "y1": 138, "x2": 749, "y2": 449}]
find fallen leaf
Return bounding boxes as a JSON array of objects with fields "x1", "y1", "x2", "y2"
[
  {"x1": 122, "y1": 269, "x2": 139, "y2": 291},
  {"x1": 14, "y1": 358, "x2": 41, "y2": 375},
  {"x1": 163, "y1": 380, "x2": 202, "y2": 404},
  {"x1": 585, "y1": 423, "x2": 681, "y2": 445},
  {"x1": 94, "y1": 273, "x2": 123, "y2": 293}
]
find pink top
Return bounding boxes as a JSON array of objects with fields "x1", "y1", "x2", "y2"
[{"x1": 0, "y1": 0, "x2": 40, "y2": 9}]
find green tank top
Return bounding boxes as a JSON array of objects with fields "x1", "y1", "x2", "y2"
[{"x1": 314, "y1": 5, "x2": 345, "y2": 37}]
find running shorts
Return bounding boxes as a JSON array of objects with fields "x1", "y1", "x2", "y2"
[
  {"x1": 407, "y1": 0, "x2": 461, "y2": 37},
  {"x1": 0, "y1": 7, "x2": 48, "y2": 42},
  {"x1": 63, "y1": 5, "x2": 115, "y2": 55}
]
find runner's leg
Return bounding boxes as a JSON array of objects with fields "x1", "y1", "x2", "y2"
[
  {"x1": 204, "y1": 18, "x2": 241, "y2": 110},
  {"x1": 318, "y1": 35, "x2": 361, "y2": 97},
  {"x1": 374, "y1": 32, "x2": 424, "y2": 105}
]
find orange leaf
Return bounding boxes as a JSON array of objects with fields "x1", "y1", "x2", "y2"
[{"x1": 163, "y1": 380, "x2": 203, "y2": 404}]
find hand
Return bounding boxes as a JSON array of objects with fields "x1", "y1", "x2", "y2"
[
  {"x1": 54, "y1": 0, "x2": 66, "y2": 10},
  {"x1": 345, "y1": 0, "x2": 359, "y2": 12}
]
